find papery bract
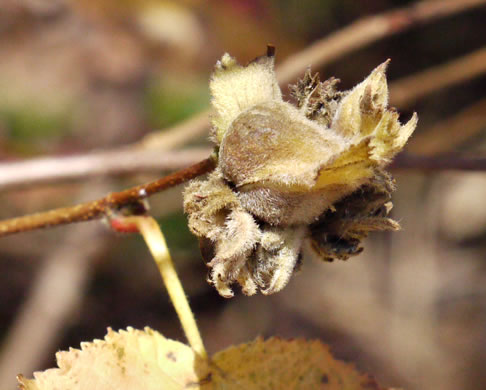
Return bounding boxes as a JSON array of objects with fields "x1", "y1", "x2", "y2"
[{"x1": 184, "y1": 49, "x2": 417, "y2": 297}]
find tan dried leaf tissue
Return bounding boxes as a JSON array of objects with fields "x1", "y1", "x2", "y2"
[
  {"x1": 18, "y1": 327, "x2": 206, "y2": 390},
  {"x1": 18, "y1": 327, "x2": 385, "y2": 390}
]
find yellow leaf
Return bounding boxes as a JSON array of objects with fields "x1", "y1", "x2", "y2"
[
  {"x1": 19, "y1": 328, "x2": 387, "y2": 390},
  {"x1": 207, "y1": 337, "x2": 384, "y2": 390},
  {"x1": 18, "y1": 327, "x2": 210, "y2": 390}
]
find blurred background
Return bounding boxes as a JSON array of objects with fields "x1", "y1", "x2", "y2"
[{"x1": 0, "y1": 0, "x2": 485, "y2": 389}]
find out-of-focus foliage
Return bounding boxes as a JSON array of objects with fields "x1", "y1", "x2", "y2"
[{"x1": 145, "y1": 79, "x2": 209, "y2": 129}]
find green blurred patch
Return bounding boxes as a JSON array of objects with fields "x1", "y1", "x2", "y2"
[
  {"x1": 158, "y1": 211, "x2": 199, "y2": 255},
  {"x1": 1, "y1": 103, "x2": 72, "y2": 154},
  {"x1": 144, "y1": 77, "x2": 209, "y2": 129}
]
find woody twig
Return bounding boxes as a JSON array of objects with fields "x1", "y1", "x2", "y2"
[{"x1": 0, "y1": 157, "x2": 216, "y2": 238}]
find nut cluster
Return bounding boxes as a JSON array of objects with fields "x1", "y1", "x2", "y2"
[{"x1": 184, "y1": 49, "x2": 417, "y2": 297}]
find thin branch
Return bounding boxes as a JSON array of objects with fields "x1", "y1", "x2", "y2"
[
  {"x1": 391, "y1": 153, "x2": 486, "y2": 171},
  {"x1": 276, "y1": 0, "x2": 486, "y2": 85},
  {"x1": 141, "y1": 0, "x2": 486, "y2": 149},
  {"x1": 139, "y1": 111, "x2": 210, "y2": 151},
  {"x1": 407, "y1": 98, "x2": 486, "y2": 155},
  {"x1": 0, "y1": 148, "x2": 212, "y2": 191},
  {"x1": 0, "y1": 157, "x2": 216, "y2": 238},
  {"x1": 390, "y1": 48, "x2": 486, "y2": 108}
]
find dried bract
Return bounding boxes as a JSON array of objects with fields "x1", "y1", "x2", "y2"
[{"x1": 184, "y1": 48, "x2": 417, "y2": 297}]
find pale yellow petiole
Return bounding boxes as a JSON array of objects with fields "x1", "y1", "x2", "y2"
[{"x1": 122, "y1": 216, "x2": 207, "y2": 360}]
